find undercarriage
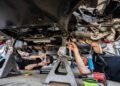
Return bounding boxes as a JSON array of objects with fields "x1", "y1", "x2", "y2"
[{"x1": 0, "y1": 0, "x2": 120, "y2": 86}]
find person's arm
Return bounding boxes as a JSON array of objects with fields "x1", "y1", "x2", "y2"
[
  {"x1": 17, "y1": 50, "x2": 30, "y2": 59},
  {"x1": 25, "y1": 64, "x2": 38, "y2": 70},
  {"x1": 85, "y1": 40, "x2": 103, "y2": 54},
  {"x1": 18, "y1": 50, "x2": 46, "y2": 60},
  {"x1": 68, "y1": 42, "x2": 89, "y2": 74},
  {"x1": 91, "y1": 41, "x2": 103, "y2": 54},
  {"x1": 37, "y1": 60, "x2": 50, "y2": 66},
  {"x1": 29, "y1": 53, "x2": 46, "y2": 60}
]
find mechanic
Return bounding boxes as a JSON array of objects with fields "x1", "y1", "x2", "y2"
[
  {"x1": 67, "y1": 40, "x2": 102, "y2": 74},
  {"x1": 16, "y1": 49, "x2": 53, "y2": 70},
  {"x1": 13, "y1": 40, "x2": 53, "y2": 70}
]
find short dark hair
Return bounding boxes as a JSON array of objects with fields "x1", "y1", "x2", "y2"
[{"x1": 46, "y1": 55, "x2": 54, "y2": 64}]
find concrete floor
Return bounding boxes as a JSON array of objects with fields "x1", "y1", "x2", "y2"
[{"x1": 0, "y1": 70, "x2": 120, "y2": 86}]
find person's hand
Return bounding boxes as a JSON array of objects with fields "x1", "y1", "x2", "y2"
[
  {"x1": 83, "y1": 39, "x2": 102, "y2": 54},
  {"x1": 38, "y1": 53, "x2": 46, "y2": 59},
  {"x1": 67, "y1": 42, "x2": 79, "y2": 52}
]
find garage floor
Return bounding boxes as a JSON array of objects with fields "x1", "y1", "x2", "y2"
[{"x1": 0, "y1": 70, "x2": 120, "y2": 86}]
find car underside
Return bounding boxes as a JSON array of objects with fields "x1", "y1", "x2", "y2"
[
  {"x1": 0, "y1": 0, "x2": 120, "y2": 52},
  {"x1": 0, "y1": 0, "x2": 120, "y2": 85}
]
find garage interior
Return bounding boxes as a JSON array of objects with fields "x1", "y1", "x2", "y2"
[{"x1": 0, "y1": 0, "x2": 120, "y2": 86}]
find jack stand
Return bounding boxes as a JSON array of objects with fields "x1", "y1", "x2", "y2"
[
  {"x1": 44, "y1": 57, "x2": 78, "y2": 86},
  {"x1": 0, "y1": 51, "x2": 20, "y2": 78}
]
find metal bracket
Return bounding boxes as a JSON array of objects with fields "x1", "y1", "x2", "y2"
[
  {"x1": 44, "y1": 57, "x2": 78, "y2": 86},
  {"x1": 0, "y1": 51, "x2": 20, "y2": 78}
]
